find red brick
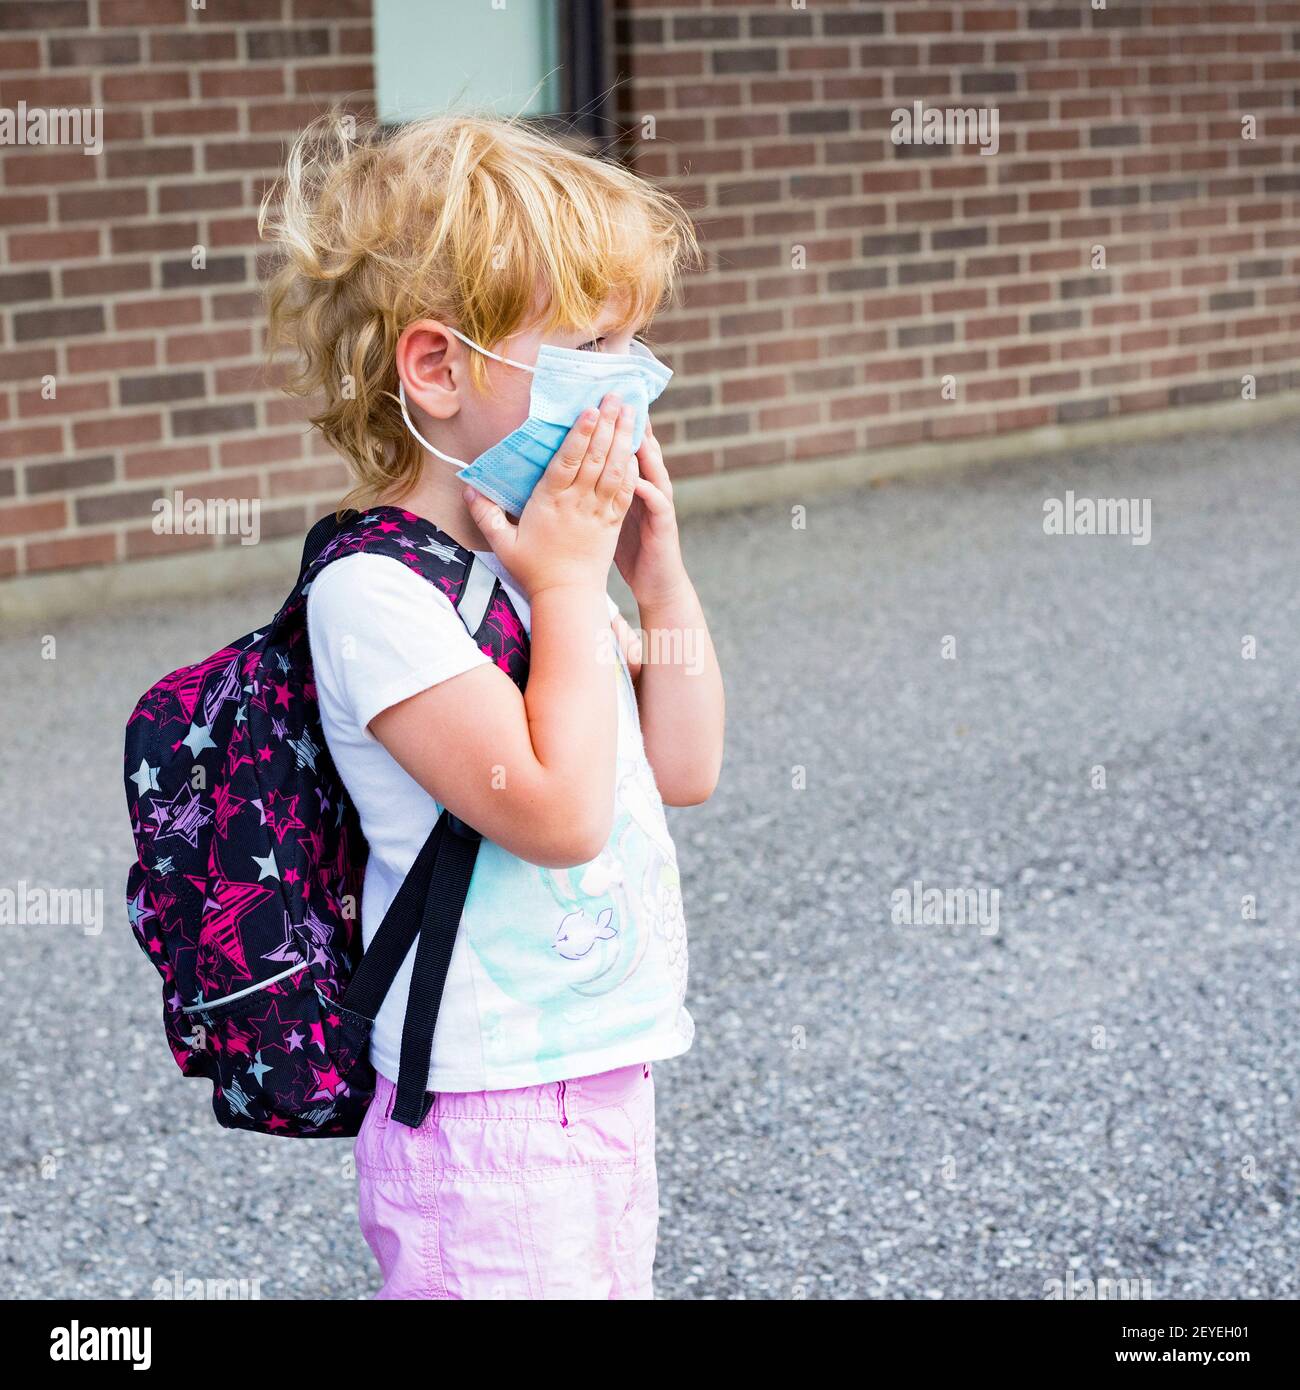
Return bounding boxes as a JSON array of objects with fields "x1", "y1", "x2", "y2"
[
  {"x1": 57, "y1": 186, "x2": 149, "y2": 222},
  {"x1": 151, "y1": 105, "x2": 242, "y2": 138},
  {"x1": 123, "y1": 444, "x2": 212, "y2": 481},
  {"x1": 18, "y1": 382, "x2": 111, "y2": 418},
  {"x1": 199, "y1": 67, "x2": 285, "y2": 98},
  {"x1": 0, "y1": 40, "x2": 42, "y2": 70},
  {"x1": 0, "y1": 424, "x2": 64, "y2": 462},
  {"x1": 0, "y1": 499, "x2": 68, "y2": 537},
  {"x1": 114, "y1": 296, "x2": 203, "y2": 331},
  {"x1": 8, "y1": 229, "x2": 100, "y2": 262},
  {"x1": 150, "y1": 31, "x2": 239, "y2": 63},
  {"x1": 102, "y1": 69, "x2": 190, "y2": 102},
  {"x1": 203, "y1": 140, "x2": 287, "y2": 173},
  {"x1": 106, "y1": 145, "x2": 195, "y2": 179},
  {"x1": 267, "y1": 461, "x2": 348, "y2": 496},
  {"x1": 219, "y1": 433, "x2": 304, "y2": 469},
  {"x1": 0, "y1": 348, "x2": 58, "y2": 384},
  {"x1": 72, "y1": 412, "x2": 163, "y2": 449},
  {"x1": 209, "y1": 216, "x2": 261, "y2": 248},
  {"x1": 0, "y1": 193, "x2": 48, "y2": 225},
  {"x1": 158, "y1": 180, "x2": 245, "y2": 214},
  {"x1": 110, "y1": 221, "x2": 199, "y2": 254},
  {"x1": 66, "y1": 337, "x2": 157, "y2": 375},
  {"x1": 100, "y1": 0, "x2": 190, "y2": 25},
  {"x1": 26, "y1": 533, "x2": 118, "y2": 573},
  {"x1": 0, "y1": 74, "x2": 94, "y2": 106},
  {"x1": 291, "y1": 63, "x2": 373, "y2": 97},
  {"x1": 165, "y1": 328, "x2": 253, "y2": 364},
  {"x1": 3, "y1": 150, "x2": 100, "y2": 186}
]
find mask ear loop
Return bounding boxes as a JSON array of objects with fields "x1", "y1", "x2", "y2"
[
  {"x1": 396, "y1": 324, "x2": 537, "y2": 470},
  {"x1": 397, "y1": 380, "x2": 466, "y2": 469}
]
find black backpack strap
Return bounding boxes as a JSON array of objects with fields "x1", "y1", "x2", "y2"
[
  {"x1": 338, "y1": 810, "x2": 446, "y2": 1024},
  {"x1": 298, "y1": 510, "x2": 351, "y2": 586},
  {"x1": 338, "y1": 806, "x2": 481, "y2": 1127},
  {"x1": 389, "y1": 814, "x2": 480, "y2": 1126}
]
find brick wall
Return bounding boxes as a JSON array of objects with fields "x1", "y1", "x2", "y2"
[
  {"x1": 617, "y1": 0, "x2": 1300, "y2": 474},
  {"x1": 0, "y1": 0, "x2": 372, "y2": 582},
  {"x1": 3, "y1": 1, "x2": 1300, "y2": 586}
]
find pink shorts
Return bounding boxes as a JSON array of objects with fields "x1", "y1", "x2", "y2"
[{"x1": 355, "y1": 1062, "x2": 658, "y2": 1299}]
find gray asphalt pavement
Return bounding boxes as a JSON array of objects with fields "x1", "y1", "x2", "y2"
[{"x1": 3, "y1": 421, "x2": 1298, "y2": 1299}]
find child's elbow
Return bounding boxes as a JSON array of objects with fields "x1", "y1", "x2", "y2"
[
  {"x1": 530, "y1": 809, "x2": 614, "y2": 869},
  {"x1": 660, "y1": 767, "x2": 721, "y2": 807}
]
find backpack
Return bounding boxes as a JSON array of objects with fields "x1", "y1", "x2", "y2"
[{"x1": 123, "y1": 506, "x2": 530, "y2": 1137}]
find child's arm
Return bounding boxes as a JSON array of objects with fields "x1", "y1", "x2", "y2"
[
  {"x1": 615, "y1": 420, "x2": 725, "y2": 807},
  {"x1": 629, "y1": 580, "x2": 724, "y2": 806},
  {"x1": 369, "y1": 396, "x2": 637, "y2": 867}
]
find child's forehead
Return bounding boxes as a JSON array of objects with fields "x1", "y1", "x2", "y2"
[{"x1": 539, "y1": 294, "x2": 640, "y2": 338}]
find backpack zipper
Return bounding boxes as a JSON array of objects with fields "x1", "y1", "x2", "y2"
[
  {"x1": 180, "y1": 961, "x2": 302, "y2": 1014},
  {"x1": 557, "y1": 1079, "x2": 569, "y2": 1128}
]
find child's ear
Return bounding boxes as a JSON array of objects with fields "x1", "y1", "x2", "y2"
[{"x1": 396, "y1": 320, "x2": 463, "y2": 420}]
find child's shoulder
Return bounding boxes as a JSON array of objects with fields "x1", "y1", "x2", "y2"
[
  {"x1": 305, "y1": 552, "x2": 466, "y2": 674},
  {"x1": 308, "y1": 549, "x2": 458, "y2": 622},
  {"x1": 305, "y1": 548, "x2": 491, "y2": 730}
]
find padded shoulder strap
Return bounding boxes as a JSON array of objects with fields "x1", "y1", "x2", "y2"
[{"x1": 298, "y1": 511, "x2": 345, "y2": 584}]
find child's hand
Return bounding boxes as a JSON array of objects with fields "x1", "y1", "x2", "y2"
[
  {"x1": 464, "y1": 393, "x2": 638, "y2": 598},
  {"x1": 615, "y1": 418, "x2": 689, "y2": 610}
]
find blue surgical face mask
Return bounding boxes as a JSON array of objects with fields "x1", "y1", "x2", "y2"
[{"x1": 398, "y1": 325, "x2": 673, "y2": 516}]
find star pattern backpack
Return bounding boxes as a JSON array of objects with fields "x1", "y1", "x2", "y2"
[{"x1": 123, "y1": 506, "x2": 529, "y2": 1137}]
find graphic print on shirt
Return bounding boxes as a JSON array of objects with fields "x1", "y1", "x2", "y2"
[{"x1": 458, "y1": 655, "x2": 693, "y2": 1077}]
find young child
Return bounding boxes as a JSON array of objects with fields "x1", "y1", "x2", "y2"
[{"x1": 261, "y1": 113, "x2": 724, "y2": 1299}]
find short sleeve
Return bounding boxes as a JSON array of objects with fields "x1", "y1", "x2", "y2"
[{"x1": 307, "y1": 552, "x2": 491, "y2": 741}]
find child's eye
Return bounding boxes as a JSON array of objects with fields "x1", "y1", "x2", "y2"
[{"x1": 577, "y1": 337, "x2": 605, "y2": 352}]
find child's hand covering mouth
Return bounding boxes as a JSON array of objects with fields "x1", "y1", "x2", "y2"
[{"x1": 462, "y1": 390, "x2": 639, "y2": 600}]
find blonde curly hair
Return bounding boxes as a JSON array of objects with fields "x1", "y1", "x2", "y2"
[{"x1": 260, "y1": 111, "x2": 699, "y2": 511}]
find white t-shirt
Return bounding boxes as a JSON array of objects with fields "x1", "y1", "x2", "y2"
[{"x1": 306, "y1": 548, "x2": 693, "y2": 1092}]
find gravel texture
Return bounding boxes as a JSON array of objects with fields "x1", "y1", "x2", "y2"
[{"x1": 2, "y1": 421, "x2": 1297, "y2": 1299}]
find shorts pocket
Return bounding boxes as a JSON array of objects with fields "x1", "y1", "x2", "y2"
[
  {"x1": 516, "y1": 1118, "x2": 638, "y2": 1298},
  {"x1": 355, "y1": 1088, "x2": 423, "y2": 1180}
]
